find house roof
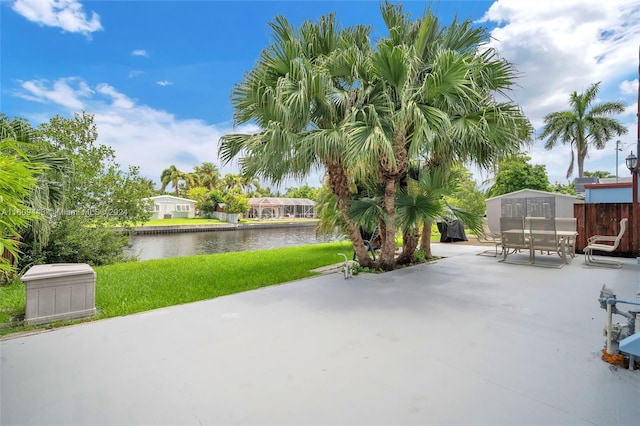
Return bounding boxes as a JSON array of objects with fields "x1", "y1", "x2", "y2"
[
  {"x1": 249, "y1": 197, "x2": 315, "y2": 206},
  {"x1": 146, "y1": 195, "x2": 197, "y2": 203},
  {"x1": 485, "y1": 189, "x2": 578, "y2": 201}
]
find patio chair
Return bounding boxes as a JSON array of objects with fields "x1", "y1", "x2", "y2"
[
  {"x1": 584, "y1": 218, "x2": 628, "y2": 268},
  {"x1": 499, "y1": 216, "x2": 531, "y2": 264},
  {"x1": 555, "y1": 217, "x2": 577, "y2": 258},
  {"x1": 353, "y1": 227, "x2": 381, "y2": 261},
  {"x1": 476, "y1": 218, "x2": 503, "y2": 257},
  {"x1": 528, "y1": 217, "x2": 566, "y2": 268}
]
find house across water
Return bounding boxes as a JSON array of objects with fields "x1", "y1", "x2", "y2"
[{"x1": 145, "y1": 195, "x2": 196, "y2": 219}]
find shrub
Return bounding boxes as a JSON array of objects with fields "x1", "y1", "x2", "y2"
[{"x1": 223, "y1": 191, "x2": 250, "y2": 214}]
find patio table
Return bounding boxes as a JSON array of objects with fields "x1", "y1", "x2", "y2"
[{"x1": 500, "y1": 216, "x2": 577, "y2": 267}]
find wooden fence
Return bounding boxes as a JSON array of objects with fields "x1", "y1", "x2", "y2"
[{"x1": 574, "y1": 202, "x2": 640, "y2": 257}]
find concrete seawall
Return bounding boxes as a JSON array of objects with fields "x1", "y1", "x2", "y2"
[{"x1": 131, "y1": 221, "x2": 318, "y2": 235}]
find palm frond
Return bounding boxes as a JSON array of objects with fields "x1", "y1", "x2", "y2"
[
  {"x1": 347, "y1": 197, "x2": 386, "y2": 232},
  {"x1": 445, "y1": 204, "x2": 482, "y2": 236},
  {"x1": 395, "y1": 190, "x2": 443, "y2": 230}
]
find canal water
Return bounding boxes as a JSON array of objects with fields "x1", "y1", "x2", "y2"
[{"x1": 129, "y1": 226, "x2": 344, "y2": 260}]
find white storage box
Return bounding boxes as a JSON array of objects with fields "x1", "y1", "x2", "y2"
[{"x1": 22, "y1": 263, "x2": 96, "y2": 325}]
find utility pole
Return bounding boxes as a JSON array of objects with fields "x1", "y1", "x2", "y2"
[{"x1": 616, "y1": 140, "x2": 622, "y2": 183}]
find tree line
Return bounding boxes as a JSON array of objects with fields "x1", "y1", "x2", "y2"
[{"x1": 156, "y1": 163, "x2": 319, "y2": 215}]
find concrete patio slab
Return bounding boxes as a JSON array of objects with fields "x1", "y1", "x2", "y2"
[{"x1": 2, "y1": 244, "x2": 640, "y2": 425}]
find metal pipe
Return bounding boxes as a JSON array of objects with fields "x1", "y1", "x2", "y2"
[
  {"x1": 337, "y1": 253, "x2": 351, "y2": 279},
  {"x1": 631, "y1": 312, "x2": 640, "y2": 370},
  {"x1": 606, "y1": 298, "x2": 640, "y2": 307},
  {"x1": 607, "y1": 302, "x2": 614, "y2": 354}
]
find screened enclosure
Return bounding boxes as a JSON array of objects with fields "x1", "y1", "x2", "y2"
[{"x1": 247, "y1": 197, "x2": 316, "y2": 219}]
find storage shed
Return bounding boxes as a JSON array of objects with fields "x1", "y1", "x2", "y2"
[
  {"x1": 485, "y1": 189, "x2": 581, "y2": 233},
  {"x1": 247, "y1": 197, "x2": 316, "y2": 219}
]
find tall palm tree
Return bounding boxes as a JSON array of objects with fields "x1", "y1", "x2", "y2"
[
  {"x1": 220, "y1": 13, "x2": 380, "y2": 267},
  {"x1": 184, "y1": 172, "x2": 201, "y2": 190},
  {"x1": 539, "y1": 81, "x2": 627, "y2": 178},
  {"x1": 193, "y1": 162, "x2": 220, "y2": 190},
  {"x1": 344, "y1": 2, "x2": 531, "y2": 267},
  {"x1": 220, "y1": 4, "x2": 530, "y2": 269},
  {"x1": 240, "y1": 176, "x2": 261, "y2": 195},
  {"x1": 160, "y1": 165, "x2": 186, "y2": 196},
  {"x1": 222, "y1": 173, "x2": 244, "y2": 192}
]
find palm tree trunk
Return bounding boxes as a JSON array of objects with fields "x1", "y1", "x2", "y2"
[
  {"x1": 326, "y1": 162, "x2": 375, "y2": 268},
  {"x1": 397, "y1": 227, "x2": 419, "y2": 264},
  {"x1": 379, "y1": 175, "x2": 397, "y2": 271},
  {"x1": 578, "y1": 153, "x2": 586, "y2": 178},
  {"x1": 420, "y1": 220, "x2": 434, "y2": 259}
]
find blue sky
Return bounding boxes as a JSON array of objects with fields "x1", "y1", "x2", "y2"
[{"x1": 2, "y1": 0, "x2": 639, "y2": 190}]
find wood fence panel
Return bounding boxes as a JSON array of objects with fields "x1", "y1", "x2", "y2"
[
  {"x1": 574, "y1": 203, "x2": 637, "y2": 257},
  {"x1": 574, "y1": 204, "x2": 586, "y2": 250}
]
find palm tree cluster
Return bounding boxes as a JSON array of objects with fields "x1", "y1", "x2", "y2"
[
  {"x1": 159, "y1": 162, "x2": 270, "y2": 214},
  {"x1": 220, "y1": 2, "x2": 532, "y2": 270},
  {"x1": 160, "y1": 163, "x2": 209, "y2": 196},
  {"x1": 160, "y1": 162, "x2": 267, "y2": 196}
]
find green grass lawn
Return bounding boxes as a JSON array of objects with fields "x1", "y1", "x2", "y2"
[
  {"x1": 0, "y1": 232, "x2": 452, "y2": 337},
  {"x1": 0, "y1": 241, "x2": 353, "y2": 336}
]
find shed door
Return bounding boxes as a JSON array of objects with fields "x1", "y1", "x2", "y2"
[
  {"x1": 526, "y1": 197, "x2": 555, "y2": 218},
  {"x1": 501, "y1": 198, "x2": 526, "y2": 218}
]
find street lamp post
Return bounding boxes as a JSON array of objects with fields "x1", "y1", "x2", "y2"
[{"x1": 626, "y1": 151, "x2": 638, "y2": 204}]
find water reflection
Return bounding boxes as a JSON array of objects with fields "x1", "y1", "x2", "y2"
[{"x1": 129, "y1": 227, "x2": 343, "y2": 260}]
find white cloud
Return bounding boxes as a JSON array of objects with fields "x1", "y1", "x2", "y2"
[
  {"x1": 16, "y1": 77, "x2": 93, "y2": 110},
  {"x1": 13, "y1": 77, "x2": 260, "y2": 186},
  {"x1": 479, "y1": 0, "x2": 640, "y2": 183},
  {"x1": 131, "y1": 49, "x2": 149, "y2": 57},
  {"x1": 156, "y1": 81, "x2": 173, "y2": 86},
  {"x1": 95, "y1": 83, "x2": 135, "y2": 109},
  {"x1": 12, "y1": 0, "x2": 102, "y2": 37},
  {"x1": 128, "y1": 70, "x2": 144, "y2": 78},
  {"x1": 624, "y1": 102, "x2": 638, "y2": 117},
  {"x1": 620, "y1": 79, "x2": 639, "y2": 95}
]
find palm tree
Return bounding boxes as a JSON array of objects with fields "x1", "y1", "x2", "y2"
[
  {"x1": 240, "y1": 176, "x2": 261, "y2": 195},
  {"x1": 222, "y1": 173, "x2": 244, "y2": 192},
  {"x1": 344, "y1": 2, "x2": 531, "y2": 267},
  {"x1": 403, "y1": 163, "x2": 482, "y2": 261},
  {"x1": 220, "y1": 13, "x2": 381, "y2": 267},
  {"x1": 539, "y1": 81, "x2": 627, "y2": 178},
  {"x1": 0, "y1": 115, "x2": 69, "y2": 254},
  {"x1": 193, "y1": 162, "x2": 220, "y2": 190},
  {"x1": 160, "y1": 165, "x2": 186, "y2": 196},
  {"x1": 184, "y1": 172, "x2": 201, "y2": 191},
  {"x1": 220, "y1": 4, "x2": 530, "y2": 269},
  {"x1": 0, "y1": 147, "x2": 39, "y2": 276}
]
